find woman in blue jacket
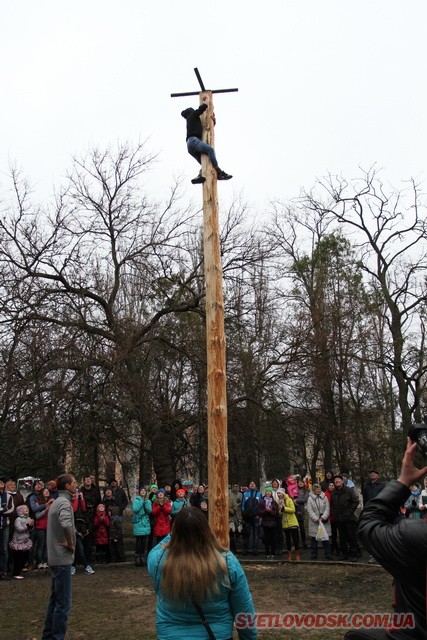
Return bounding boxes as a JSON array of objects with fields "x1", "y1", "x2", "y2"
[
  {"x1": 147, "y1": 506, "x2": 257, "y2": 640},
  {"x1": 132, "y1": 487, "x2": 152, "y2": 566}
]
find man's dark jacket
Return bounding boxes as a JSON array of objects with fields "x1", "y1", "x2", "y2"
[
  {"x1": 181, "y1": 103, "x2": 208, "y2": 140},
  {"x1": 330, "y1": 484, "x2": 359, "y2": 522},
  {"x1": 358, "y1": 480, "x2": 426, "y2": 639},
  {"x1": 363, "y1": 479, "x2": 386, "y2": 505}
]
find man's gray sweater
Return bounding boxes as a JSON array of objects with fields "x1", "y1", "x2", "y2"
[{"x1": 46, "y1": 490, "x2": 76, "y2": 566}]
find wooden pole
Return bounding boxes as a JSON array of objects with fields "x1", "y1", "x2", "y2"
[{"x1": 200, "y1": 90, "x2": 229, "y2": 548}]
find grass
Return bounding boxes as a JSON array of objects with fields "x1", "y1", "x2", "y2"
[{"x1": 1, "y1": 560, "x2": 392, "y2": 640}]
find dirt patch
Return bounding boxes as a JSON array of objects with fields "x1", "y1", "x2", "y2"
[{"x1": 1, "y1": 561, "x2": 392, "y2": 640}]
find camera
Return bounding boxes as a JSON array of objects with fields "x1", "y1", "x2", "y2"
[{"x1": 409, "y1": 417, "x2": 427, "y2": 458}]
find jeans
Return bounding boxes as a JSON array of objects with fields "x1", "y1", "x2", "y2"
[
  {"x1": 0, "y1": 525, "x2": 9, "y2": 574},
  {"x1": 187, "y1": 137, "x2": 219, "y2": 168},
  {"x1": 242, "y1": 518, "x2": 260, "y2": 552},
  {"x1": 42, "y1": 565, "x2": 72, "y2": 640},
  {"x1": 35, "y1": 529, "x2": 47, "y2": 565}
]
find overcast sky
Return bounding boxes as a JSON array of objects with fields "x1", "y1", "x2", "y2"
[{"x1": 1, "y1": 1, "x2": 426, "y2": 214}]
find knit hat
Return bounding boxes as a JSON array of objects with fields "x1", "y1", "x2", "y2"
[
  {"x1": 149, "y1": 484, "x2": 158, "y2": 491},
  {"x1": 176, "y1": 489, "x2": 186, "y2": 498},
  {"x1": 16, "y1": 505, "x2": 28, "y2": 516},
  {"x1": 312, "y1": 483, "x2": 321, "y2": 491},
  {"x1": 276, "y1": 488, "x2": 286, "y2": 497},
  {"x1": 264, "y1": 486, "x2": 273, "y2": 493}
]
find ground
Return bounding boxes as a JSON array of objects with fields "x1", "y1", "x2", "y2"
[{"x1": 1, "y1": 560, "x2": 392, "y2": 640}]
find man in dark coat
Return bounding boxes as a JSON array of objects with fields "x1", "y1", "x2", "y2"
[
  {"x1": 181, "y1": 98, "x2": 232, "y2": 184},
  {"x1": 330, "y1": 474, "x2": 359, "y2": 561},
  {"x1": 345, "y1": 439, "x2": 427, "y2": 639},
  {"x1": 362, "y1": 469, "x2": 386, "y2": 504}
]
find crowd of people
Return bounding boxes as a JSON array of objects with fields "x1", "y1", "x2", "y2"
[{"x1": 2, "y1": 468, "x2": 426, "y2": 580}]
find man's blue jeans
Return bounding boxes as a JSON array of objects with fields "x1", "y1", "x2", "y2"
[
  {"x1": 0, "y1": 524, "x2": 9, "y2": 574},
  {"x1": 242, "y1": 518, "x2": 260, "y2": 553},
  {"x1": 42, "y1": 565, "x2": 72, "y2": 640},
  {"x1": 187, "y1": 136, "x2": 219, "y2": 168}
]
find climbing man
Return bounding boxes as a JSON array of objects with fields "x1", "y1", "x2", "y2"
[{"x1": 181, "y1": 97, "x2": 232, "y2": 184}]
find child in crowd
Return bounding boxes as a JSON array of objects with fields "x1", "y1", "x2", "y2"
[
  {"x1": 9, "y1": 505, "x2": 33, "y2": 579},
  {"x1": 171, "y1": 488, "x2": 187, "y2": 519},
  {"x1": 151, "y1": 489, "x2": 172, "y2": 544},
  {"x1": 109, "y1": 506, "x2": 126, "y2": 562},
  {"x1": 34, "y1": 487, "x2": 53, "y2": 569},
  {"x1": 93, "y1": 503, "x2": 111, "y2": 563}
]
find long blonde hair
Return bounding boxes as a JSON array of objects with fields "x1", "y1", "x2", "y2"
[{"x1": 161, "y1": 506, "x2": 229, "y2": 604}]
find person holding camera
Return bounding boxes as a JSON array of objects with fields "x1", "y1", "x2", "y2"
[{"x1": 345, "y1": 438, "x2": 427, "y2": 639}]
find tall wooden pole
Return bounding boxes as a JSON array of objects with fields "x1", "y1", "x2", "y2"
[{"x1": 200, "y1": 90, "x2": 229, "y2": 548}]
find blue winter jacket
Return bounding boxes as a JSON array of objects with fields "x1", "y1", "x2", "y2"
[
  {"x1": 132, "y1": 496, "x2": 152, "y2": 536},
  {"x1": 171, "y1": 498, "x2": 187, "y2": 517},
  {"x1": 147, "y1": 534, "x2": 258, "y2": 640}
]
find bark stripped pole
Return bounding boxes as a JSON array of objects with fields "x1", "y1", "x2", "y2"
[{"x1": 200, "y1": 90, "x2": 229, "y2": 548}]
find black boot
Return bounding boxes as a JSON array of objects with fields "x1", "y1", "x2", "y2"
[
  {"x1": 191, "y1": 171, "x2": 205, "y2": 184},
  {"x1": 216, "y1": 168, "x2": 232, "y2": 180}
]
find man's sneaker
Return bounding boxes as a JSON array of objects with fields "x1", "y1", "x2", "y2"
[
  {"x1": 191, "y1": 172, "x2": 205, "y2": 184},
  {"x1": 37, "y1": 563, "x2": 44, "y2": 570},
  {"x1": 70, "y1": 566, "x2": 76, "y2": 575},
  {"x1": 216, "y1": 169, "x2": 232, "y2": 180},
  {"x1": 85, "y1": 565, "x2": 95, "y2": 575}
]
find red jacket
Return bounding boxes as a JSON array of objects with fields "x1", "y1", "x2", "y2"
[
  {"x1": 93, "y1": 513, "x2": 110, "y2": 545},
  {"x1": 152, "y1": 500, "x2": 172, "y2": 537}
]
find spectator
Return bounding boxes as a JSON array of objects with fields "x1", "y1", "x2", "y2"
[
  {"x1": 102, "y1": 486, "x2": 117, "y2": 513},
  {"x1": 320, "y1": 471, "x2": 334, "y2": 492},
  {"x1": 330, "y1": 474, "x2": 359, "y2": 562},
  {"x1": 228, "y1": 489, "x2": 240, "y2": 553},
  {"x1": 345, "y1": 438, "x2": 427, "y2": 640},
  {"x1": 41, "y1": 473, "x2": 77, "y2": 640},
  {"x1": 26, "y1": 478, "x2": 45, "y2": 569},
  {"x1": 306, "y1": 484, "x2": 332, "y2": 560},
  {"x1": 5, "y1": 478, "x2": 25, "y2": 572},
  {"x1": 171, "y1": 488, "x2": 187, "y2": 520},
  {"x1": 190, "y1": 483, "x2": 207, "y2": 509},
  {"x1": 108, "y1": 505, "x2": 126, "y2": 562},
  {"x1": 0, "y1": 475, "x2": 14, "y2": 580},
  {"x1": 325, "y1": 481, "x2": 339, "y2": 556},
  {"x1": 71, "y1": 489, "x2": 94, "y2": 575},
  {"x1": 241, "y1": 481, "x2": 262, "y2": 556},
  {"x1": 279, "y1": 488, "x2": 300, "y2": 562},
  {"x1": 170, "y1": 479, "x2": 183, "y2": 503},
  {"x1": 93, "y1": 503, "x2": 111, "y2": 563},
  {"x1": 418, "y1": 475, "x2": 427, "y2": 517},
  {"x1": 294, "y1": 479, "x2": 309, "y2": 549},
  {"x1": 5, "y1": 479, "x2": 24, "y2": 543},
  {"x1": 258, "y1": 486, "x2": 279, "y2": 560},
  {"x1": 403, "y1": 483, "x2": 423, "y2": 519},
  {"x1": 35, "y1": 487, "x2": 54, "y2": 569},
  {"x1": 362, "y1": 470, "x2": 385, "y2": 564},
  {"x1": 151, "y1": 489, "x2": 172, "y2": 544},
  {"x1": 79, "y1": 474, "x2": 100, "y2": 564},
  {"x1": 147, "y1": 506, "x2": 257, "y2": 640},
  {"x1": 362, "y1": 470, "x2": 385, "y2": 505},
  {"x1": 108, "y1": 478, "x2": 128, "y2": 516},
  {"x1": 9, "y1": 504, "x2": 34, "y2": 579},
  {"x1": 132, "y1": 486, "x2": 152, "y2": 566}
]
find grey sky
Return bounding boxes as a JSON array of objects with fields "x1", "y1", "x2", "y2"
[{"x1": 1, "y1": 1, "x2": 426, "y2": 211}]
